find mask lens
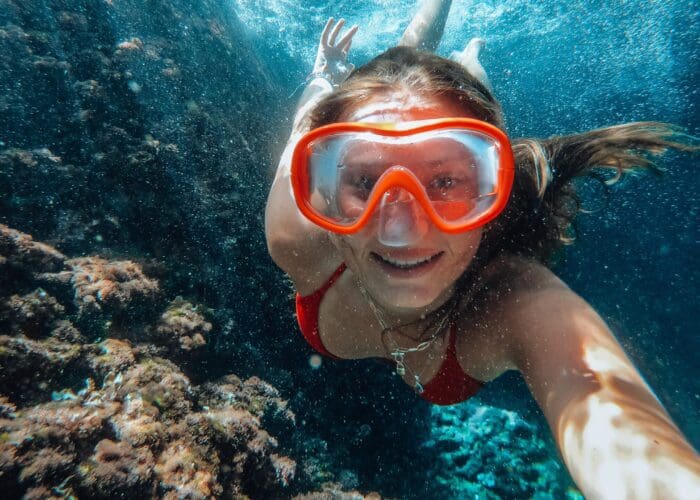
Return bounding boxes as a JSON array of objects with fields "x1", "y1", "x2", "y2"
[{"x1": 303, "y1": 127, "x2": 503, "y2": 229}]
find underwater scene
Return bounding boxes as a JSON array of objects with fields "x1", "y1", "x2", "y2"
[{"x1": 0, "y1": 0, "x2": 698, "y2": 498}]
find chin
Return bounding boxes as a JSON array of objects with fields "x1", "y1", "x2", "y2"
[{"x1": 375, "y1": 281, "x2": 447, "y2": 312}]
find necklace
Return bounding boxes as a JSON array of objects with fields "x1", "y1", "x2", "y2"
[{"x1": 356, "y1": 280, "x2": 453, "y2": 394}]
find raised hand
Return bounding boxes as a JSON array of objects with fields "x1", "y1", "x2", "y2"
[
  {"x1": 312, "y1": 17, "x2": 359, "y2": 86},
  {"x1": 450, "y1": 37, "x2": 492, "y2": 92}
]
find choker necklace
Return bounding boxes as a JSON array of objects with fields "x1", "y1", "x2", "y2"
[{"x1": 356, "y1": 280, "x2": 452, "y2": 394}]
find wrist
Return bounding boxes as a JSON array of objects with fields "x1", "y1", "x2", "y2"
[{"x1": 306, "y1": 71, "x2": 338, "y2": 88}]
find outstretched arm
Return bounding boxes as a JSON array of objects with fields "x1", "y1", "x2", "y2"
[
  {"x1": 266, "y1": 18, "x2": 357, "y2": 292},
  {"x1": 399, "y1": 1, "x2": 492, "y2": 92},
  {"x1": 507, "y1": 270, "x2": 700, "y2": 499}
]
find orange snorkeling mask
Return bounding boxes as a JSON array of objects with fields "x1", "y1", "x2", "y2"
[{"x1": 291, "y1": 118, "x2": 515, "y2": 246}]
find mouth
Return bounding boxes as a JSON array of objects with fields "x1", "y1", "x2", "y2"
[{"x1": 370, "y1": 251, "x2": 444, "y2": 275}]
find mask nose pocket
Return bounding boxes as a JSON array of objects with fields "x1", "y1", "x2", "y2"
[{"x1": 377, "y1": 188, "x2": 429, "y2": 247}]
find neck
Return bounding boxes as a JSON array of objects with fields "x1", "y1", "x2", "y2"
[{"x1": 358, "y1": 279, "x2": 456, "y2": 333}]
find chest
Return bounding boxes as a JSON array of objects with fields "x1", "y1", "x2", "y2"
[{"x1": 314, "y1": 269, "x2": 500, "y2": 383}]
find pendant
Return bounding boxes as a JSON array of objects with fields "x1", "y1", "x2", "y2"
[
  {"x1": 392, "y1": 351, "x2": 406, "y2": 376},
  {"x1": 414, "y1": 378, "x2": 424, "y2": 394}
]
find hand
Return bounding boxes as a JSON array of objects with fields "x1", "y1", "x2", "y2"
[
  {"x1": 450, "y1": 37, "x2": 492, "y2": 92},
  {"x1": 312, "y1": 18, "x2": 358, "y2": 86}
]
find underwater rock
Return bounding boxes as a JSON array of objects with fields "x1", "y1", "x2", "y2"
[
  {"x1": 49, "y1": 319, "x2": 87, "y2": 344},
  {"x1": 0, "y1": 226, "x2": 300, "y2": 498},
  {"x1": 60, "y1": 256, "x2": 161, "y2": 318},
  {"x1": 150, "y1": 297, "x2": 211, "y2": 354},
  {"x1": 0, "y1": 224, "x2": 66, "y2": 275},
  {"x1": 79, "y1": 439, "x2": 156, "y2": 498},
  {"x1": 0, "y1": 288, "x2": 64, "y2": 338},
  {"x1": 155, "y1": 436, "x2": 222, "y2": 499},
  {"x1": 110, "y1": 394, "x2": 165, "y2": 449},
  {"x1": 88, "y1": 339, "x2": 137, "y2": 380},
  {"x1": 0, "y1": 334, "x2": 85, "y2": 402},
  {"x1": 425, "y1": 401, "x2": 580, "y2": 499}
]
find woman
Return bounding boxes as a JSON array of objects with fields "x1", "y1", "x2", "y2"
[{"x1": 265, "y1": 1, "x2": 700, "y2": 497}]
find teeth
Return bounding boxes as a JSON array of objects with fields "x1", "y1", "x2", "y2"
[{"x1": 379, "y1": 254, "x2": 437, "y2": 269}]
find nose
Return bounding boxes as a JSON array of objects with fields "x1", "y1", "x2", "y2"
[{"x1": 377, "y1": 187, "x2": 430, "y2": 247}]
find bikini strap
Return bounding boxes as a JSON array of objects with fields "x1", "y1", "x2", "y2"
[
  {"x1": 300, "y1": 262, "x2": 347, "y2": 299},
  {"x1": 447, "y1": 321, "x2": 458, "y2": 355},
  {"x1": 319, "y1": 262, "x2": 347, "y2": 295}
]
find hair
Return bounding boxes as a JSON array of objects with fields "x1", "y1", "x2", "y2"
[{"x1": 307, "y1": 46, "x2": 696, "y2": 331}]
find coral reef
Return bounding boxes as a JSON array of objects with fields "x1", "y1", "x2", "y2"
[
  {"x1": 151, "y1": 298, "x2": 211, "y2": 354},
  {"x1": 426, "y1": 401, "x2": 582, "y2": 499},
  {"x1": 0, "y1": 225, "x2": 300, "y2": 498}
]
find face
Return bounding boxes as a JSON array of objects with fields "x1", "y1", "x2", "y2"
[{"x1": 331, "y1": 91, "x2": 483, "y2": 316}]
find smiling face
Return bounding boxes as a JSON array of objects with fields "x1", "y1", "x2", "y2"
[{"x1": 331, "y1": 91, "x2": 484, "y2": 316}]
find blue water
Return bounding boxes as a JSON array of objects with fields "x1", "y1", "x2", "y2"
[
  {"x1": 0, "y1": 0, "x2": 697, "y2": 496},
  {"x1": 233, "y1": 0, "x2": 700, "y2": 444}
]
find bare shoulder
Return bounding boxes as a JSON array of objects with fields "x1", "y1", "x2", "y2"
[
  {"x1": 482, "y1": 255, "x2": 622, "y2": 386},
  {"x1": 454, "y1": 254, "x2": 582, "y2": 381},
  {"x1": 481, "y1": 254, "x2": 598, "y2": 340}
]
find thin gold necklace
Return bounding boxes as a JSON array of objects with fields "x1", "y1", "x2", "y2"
[{"x1": 356, "y1": 280, "x2": 452, "y2": 394}]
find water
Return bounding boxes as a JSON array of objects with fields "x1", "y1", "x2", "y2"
[
  {"x1": 239, "y1": 0, "x2": 700, "y2": 439},
  {"x1": 0, "y1": 0, "x2": 697, "y2": 498}
]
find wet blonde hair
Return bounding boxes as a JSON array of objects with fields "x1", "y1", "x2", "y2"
[
  {"x1": 306, "y1": 47, "x2": 696, "y2": 332},
  {"x1": 309, "y1": 47, "x2": 694, "y2": 266}
]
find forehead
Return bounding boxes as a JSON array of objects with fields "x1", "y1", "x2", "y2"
[{"x1": 342, "y1": 91, "x2": 470, "y2": 123}]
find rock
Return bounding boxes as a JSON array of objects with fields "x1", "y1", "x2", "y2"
[{"x1": 0, "y1": 224, "x2": 66, "y2": 275}]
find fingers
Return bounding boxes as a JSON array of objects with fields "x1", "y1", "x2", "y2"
[
  {"x1": 320, "y1": 17, "x2": 334, "y2": 47},
  {"x1": 328, "y1": 18, "x2": 345, "y2": 47},
  {"x1": 337, "y1": 24, "x2": 358, "y2": 53},
  {"x1": 322, "y1": 17, "x2": 357, "y2": 47}
]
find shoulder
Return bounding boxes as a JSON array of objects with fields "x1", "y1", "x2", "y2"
[
  {"x1": 480, "y1": 254, "x2": 596, "y2": 340},
  {"x1": 454, "y1": 254, "x2": 587, "y2": 380},
  {"x1": 480, "y1": 255, "x2": 619, "y2": 387}
]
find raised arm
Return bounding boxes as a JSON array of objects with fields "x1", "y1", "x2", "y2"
[
  {"x1": 398, "y1": 0, "x2": 452, "y2": 51},
  {"x1": 506, "y1": 267, "x2": 700, "y2": 499},
  {"x1": 265, "y1": 18, "x2": 357, "y2": 293},
  {"x1": 288, "y1": 18, "x2": 357, "y2": 141}
]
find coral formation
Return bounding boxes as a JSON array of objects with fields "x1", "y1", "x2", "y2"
[
  {"x1": 426, "y1": 401, "x2": 582, "y2": 499},
  {"x1": 0, "y1": 225, "x2": 299, "y2": 498},
  {"x1": 151, "y1": 298, "x2": 211, "y2": 354},
  {"x1": 55, "y1": 256, "x2": 161, "y2": 319}
]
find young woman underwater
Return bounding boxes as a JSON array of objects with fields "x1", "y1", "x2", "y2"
[{"x1": 265, "y1": 1, "x2": 700, "y2": 497}]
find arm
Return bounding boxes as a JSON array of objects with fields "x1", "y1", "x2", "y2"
[
  {"x1": 398, "y1": 0, "x2": 452, "y2": 52},
  {"x1": 449, "y1": 38, "x2": 492, "y2": 92},
  {"x1": 265, "y1": 19, "x2": 357, "y2": 292},
  {"x1": 506, "y1": 267, "x2": 699, "y2": 499}
]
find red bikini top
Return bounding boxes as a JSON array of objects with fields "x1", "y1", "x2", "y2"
[{"x1": 295, "y1": 263, "x2": 484, "y2": 405}]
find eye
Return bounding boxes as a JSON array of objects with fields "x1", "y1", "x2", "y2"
[
  {"x1": 354, "y1": 174, "x2": 377, "y2": 191},
  {"x1": 429, "y1": 176, "x2": 460, "y2": 191},
  {"x1": 341, "y1": 167, "x2": 378, "y2": 201}
]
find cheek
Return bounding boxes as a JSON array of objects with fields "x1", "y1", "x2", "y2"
[
  {"x1": 446, "y1": 230, "x2": 482, "y2": 266},
  {"x1": 330, "y1": 233, "x2": 369, "y2": 265}
]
